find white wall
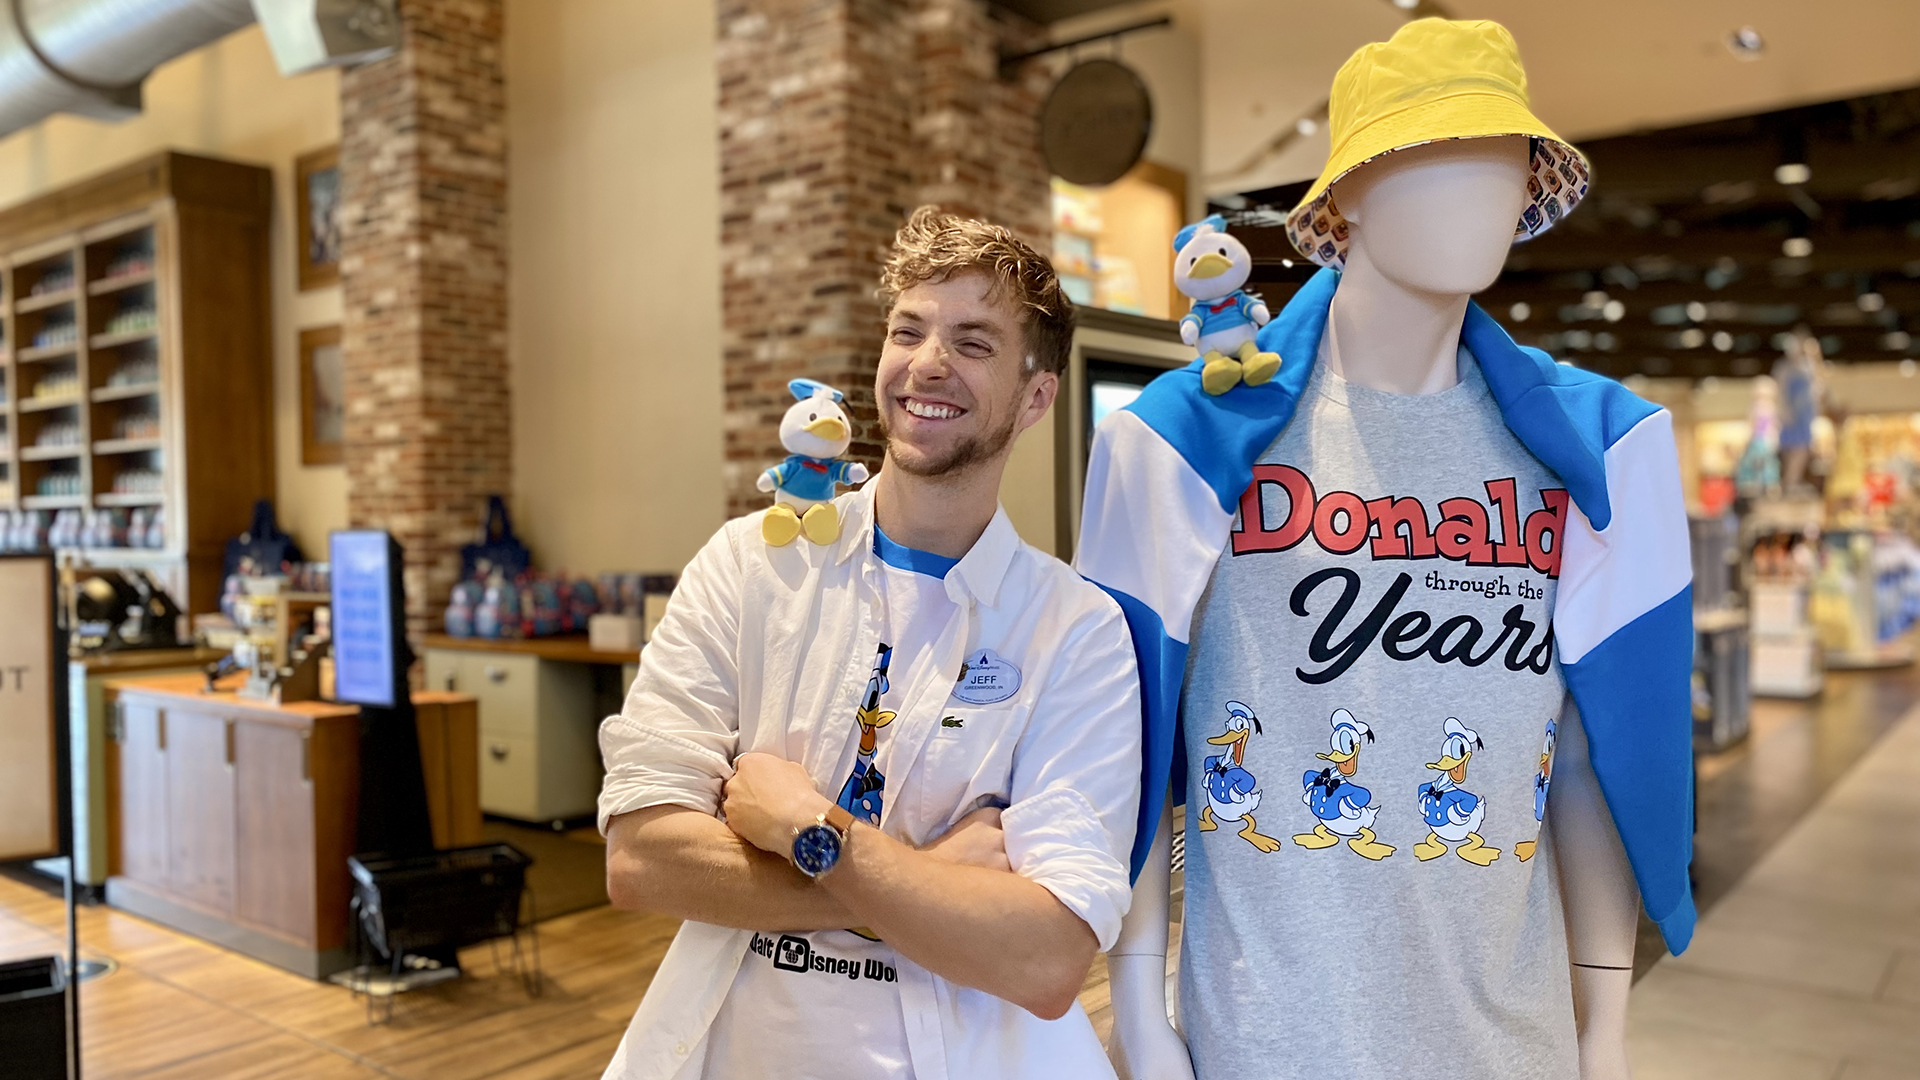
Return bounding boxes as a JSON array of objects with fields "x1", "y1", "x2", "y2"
[
  {"x1": 504, "y1": 0, "x2": 725, "y2": 576},
  {"x1": 0, "y1": 27, "x2": 346, "y2": 557}
]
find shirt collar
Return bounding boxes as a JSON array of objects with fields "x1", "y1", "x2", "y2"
[{"x1": 834, "y1": 478, "x2": 1019, "y2": 609}]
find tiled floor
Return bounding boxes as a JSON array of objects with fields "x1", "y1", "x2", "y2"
[{"x1": 1627, "y1": 699, "x2": 1920, "y2": 1079}]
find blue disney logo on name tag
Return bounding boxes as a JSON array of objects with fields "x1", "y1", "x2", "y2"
[{"x1": 952, "y1": 648, "x2": 1021, "y2": 706}]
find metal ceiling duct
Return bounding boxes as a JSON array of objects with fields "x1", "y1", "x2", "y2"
[{"x1": 0, "y1": 0, "x2": 255, "y2": 137}]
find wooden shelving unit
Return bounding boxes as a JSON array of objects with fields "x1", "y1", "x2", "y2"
[{"x1": 0, "y1": 151, "x2": 273, "y2": 614}]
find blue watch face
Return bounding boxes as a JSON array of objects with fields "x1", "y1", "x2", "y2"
[{"x1": 793, "y1": 822, "x2": 843, "y2": 877}]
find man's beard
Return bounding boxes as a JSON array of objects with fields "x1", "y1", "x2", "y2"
[{"x1": 878, "y1": 405, "x2": 1021, "y2": 479}]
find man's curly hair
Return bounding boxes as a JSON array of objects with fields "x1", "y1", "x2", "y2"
[{"x1": 879, "y1": 206, "x2": 1075, "y2": 377}]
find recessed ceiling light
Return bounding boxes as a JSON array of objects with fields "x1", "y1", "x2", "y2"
[
  {"x1": 1859, "y1": 292, "x2": 1886, "y2": 313},
  {"x1": 1773, "y1": 163, "x2": 1812, "y2": 186},
  {"x1": 1782, "y1": 237, "x2": 1814, "y2": 258},
  {"x1": 1603, "y1": 300, "x2": 1626, "y2": 322},
  {"x1": 1680, "y1": 328, "x2": 1706, "y2": 349},
  {"x1": 1392, "y1": 0, "x2": 1420, "y2": 9},
  {"x1": 1712, "y1": 331, "x2": 1734, "y2": 352},
  {"x1": 1727, "y1": 26, "x2": 1765, "y2": 60},
  {"x1": 1509, "y1": 302, "x2": 1531, "y2": 322},
  {"x1": 1686, "y1": 301, "x2": 1709, "y2": 322},
  {"x1": 1296, "y1": 117, "x2": 1318, "y2": 136}
]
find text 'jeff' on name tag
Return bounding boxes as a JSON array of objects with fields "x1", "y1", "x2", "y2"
[{"x1": 952, "y1": 649, "x2": 1021, "y2": 705}]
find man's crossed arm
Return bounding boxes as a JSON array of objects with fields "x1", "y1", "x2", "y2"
[{"x1": 605, "y1": 751, "x2": 1097, "y2": 1020}]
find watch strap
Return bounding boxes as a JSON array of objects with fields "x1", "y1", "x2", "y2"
[{"x1": 824, "y1": 803, "x2": 856, "y2": 837}]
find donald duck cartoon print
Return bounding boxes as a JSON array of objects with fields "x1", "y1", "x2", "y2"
[
  {"x1": 1198, "y1": 701, "x2": 1283, "y2": 853},
  {"x1": 1292, "y1": 709, "x2": 1395, "y2": 860},
  {"x1": 1415, "y1": 717, "x2": 1502, "y2": 865},
  {"x1": 1514, "y1": 719, "x2": 1556, "y2": 862},
  {"x1": 835, "y1": 644, "x2": 896, "y2": 824}
]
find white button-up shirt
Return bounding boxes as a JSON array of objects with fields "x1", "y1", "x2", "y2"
[{"x1": 597, "y1": 482, "x2": 1144, "y2": 1080}]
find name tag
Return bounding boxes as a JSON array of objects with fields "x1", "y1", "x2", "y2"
[{"x1": 952, "y1": 648, "x2": 1021, "y2": 705}]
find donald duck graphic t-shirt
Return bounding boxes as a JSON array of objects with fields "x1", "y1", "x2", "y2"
[
  {"x1": 1179, "y1": 347, "x2": 1579, "y2": 1080},
  {"x1": 702, "y1": 526, "x2": 959, "y2": 1080}
]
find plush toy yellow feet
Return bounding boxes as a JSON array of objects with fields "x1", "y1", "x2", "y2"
[
  {"x1": 1200, "y1": 351, "x2": 1244, "y2": 395},
  {"x1": 801, "y1": 503, "x2": 841, "y2": 545},
  {"x1": 1455, "y1": 832, "x2": 1501, "y2": 866},
  {"x1": 763, "y1": 503, "x2": 802, "y2": 546},
  {"x1": 1346, "y1": 827, "x2": 1395, "y2": 861},
  {"x1": 1237, "y1": 339, "x2": 1281, "y2": 386},
  {"x1": 1293, "y1": 823, "x2": 1341, "y2": 849},
  {"x1": 1414, "y1": 831, "x2": 1447, "y2": 861},
  {"x1": 1513, "y1": 839, "x2": 1537, "y2": 862}
]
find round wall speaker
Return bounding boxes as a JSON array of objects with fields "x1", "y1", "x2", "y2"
[{"x1": 1040, "y1": 58, "x2": 1152, "y2": 186}]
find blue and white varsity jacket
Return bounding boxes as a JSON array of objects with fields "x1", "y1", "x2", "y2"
[{"x1": 1075, "y1": 268, "x2": 1697, "y2": 953}]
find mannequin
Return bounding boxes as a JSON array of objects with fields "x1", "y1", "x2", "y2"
[{"x1": 1106, "y1": 137, "x2": 1641, "y2": 1080}]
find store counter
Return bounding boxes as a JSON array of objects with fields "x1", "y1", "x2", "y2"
[
  {"x1": 62, "y1": 648, "x2": 229, "y2": 887},
  {"x1": 422, "y1": 634, "x2": 636, "y2": 825},
  {"x1": 102, "y1": 673, "x2": 479, "y2": 978}
]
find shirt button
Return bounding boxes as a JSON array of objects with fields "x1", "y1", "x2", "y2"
[{"x1": 673, "y1": 1042, "x2": 689, "y2": 1056}]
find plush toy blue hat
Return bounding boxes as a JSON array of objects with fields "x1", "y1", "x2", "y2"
[
  {"x1": 1174, "y1": 213, "x2": 1229, "y2": 252},
  {"x1": 788, "y1": 378, "x2": 846, "y2": 402}
]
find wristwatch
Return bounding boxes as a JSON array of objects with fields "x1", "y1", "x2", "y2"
[{"x1": 791, "y1": 804, "x2": 857, "y2": 879}]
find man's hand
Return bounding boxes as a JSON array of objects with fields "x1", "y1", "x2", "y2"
[
  {"x1": 920, "y1": 806, "x2": 1010, "y2": 871},
  {"x1": 723, "y1": 752, "x2": 834, "y2": 855}
]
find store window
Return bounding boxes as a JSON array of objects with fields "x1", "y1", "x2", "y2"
[{"x1": 1051, "y1": 162, "x2": 1187, "y2": 319}]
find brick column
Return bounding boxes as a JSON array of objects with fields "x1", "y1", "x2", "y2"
[
  {"x1": 717, "y1": 0, "x2": 1051, "y2": 518},
  {"x1": 339, "y1": 0, "x2": 508, "y2": 637}
]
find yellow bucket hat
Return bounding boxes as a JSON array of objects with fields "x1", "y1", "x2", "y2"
[{"x1": 1286, "y1": 18, "x2": 1589, "y2": 268}]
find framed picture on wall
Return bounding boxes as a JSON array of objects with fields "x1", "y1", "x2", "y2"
[
  {"x1": 296, "y1": 145, "x2": 341, "y2": 290},
  {"x1": 301, "y1": 325, "x2": 345, "y2": 466}
]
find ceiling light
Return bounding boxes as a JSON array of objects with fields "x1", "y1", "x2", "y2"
[
  {"x1": 1885, "y1": 331, "x2": 1912, "y2": 351},
  {"x1": 1392, "y1": 0, "x2": 1420, "y2": 9},
  {"x1": 1680, "y1": 328, "x2": 1706, "y2": 349},
  {"x1": 1726, "y1": 26, "x2": 1765, "y2": 60},
  {"x1": 1903, "y1": 359, "x2": 1918, "y2": 377},
  {"x1": 1773, "y1": 163, "x2": 1812, "y2": 186},
  {"x1": 1295, "y1": 116, "x2": 1318, "y2": 136},
  {"x1": 1712, "y1": 331, "x2": 1734, "y2": 352},
  {"x1": 1281, "y1": 258, "x2": 1294, "y2": 268},
  {"x1": 1594, "y1": 332, "x2": 1617, "y2": 351},
  {"x1": 1602, "y1": 300, "x2": 1626, "y2": 323},
  {"x1": 1859, "y1": 292, "x2": 1886, "y2": 313},
  {"x1": 1583, "y1": 290, "x2": 1609, "y2": 309},
  {"x1": 1509, "y1": 302, "x2": 1531, "y2": 323},
  {"x1": 1686, "y1": 301, "x2": 1708, "y2": 322},
  {"x1": 1700, "y1": 376, "x2": 1722, "y2": 391},
  {"x1": 1782, "y1": 237, "x2": 1814, "y2": 258}
]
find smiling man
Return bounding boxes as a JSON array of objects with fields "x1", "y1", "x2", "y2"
[{"x1": 595, "y1": 207, "x2": 1143, "y2": 1080}]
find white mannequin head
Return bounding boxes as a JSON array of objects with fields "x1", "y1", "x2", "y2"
[{"x1": 1332, "y1": 136, "x2": 1530, "y2": 296}]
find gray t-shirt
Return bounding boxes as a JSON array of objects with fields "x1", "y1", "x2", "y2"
[{"x1": 1178, "y1": 347, "x2": 1578, "y2": 1080}]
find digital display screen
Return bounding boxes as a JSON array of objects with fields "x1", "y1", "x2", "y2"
[
  {"x1": 330, "y1": 530, "x2": 397, "y2": 708},
  {"x1": 1090, "y1": 380, "x2": 1146, "y2": 430}
]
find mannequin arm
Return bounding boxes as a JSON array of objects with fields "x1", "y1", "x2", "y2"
[
  {"x1": 1548, "y1": 703, "x2": 1640, "y2": 1080},
  {"x1": 1106, "y1": 798, "x2": 1194, "y2": 1080}
]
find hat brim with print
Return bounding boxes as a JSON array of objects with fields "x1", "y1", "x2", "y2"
[{"x1": 1285, "y1": 18, "x2": 1589, "y2": 269}]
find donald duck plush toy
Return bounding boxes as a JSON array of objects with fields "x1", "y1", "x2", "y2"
[
  {"x1": 758, "y1": 379, "x2": 869, "y2": 546},
  {"x1": 1174, "y1": 214, "x2": 1281, "y2": 396}
]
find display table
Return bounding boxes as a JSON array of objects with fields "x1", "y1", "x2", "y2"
[
  {"x1": 422, "y1": 634, "x2": 634, "y2": 825},
  {"x1": 103, "y1": 674, "x2": 478, "y2": 978}
]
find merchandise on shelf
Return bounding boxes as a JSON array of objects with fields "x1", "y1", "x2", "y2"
[
  {"x1": 36, "y1": 471, "x2": 83, "y2": 497},
  {"x1": 33, "y1": 420, "x2": 81, "y2": 449},
  {"x1": 31, "y1": 371, "x2": 80, "y2": 401},
  {"x1": 31, "y1": 320, "x2": 78, "y2": 348},
  {"x1": 104, "y1": 306, "x2": 159, "y2": 336},
  {"x1": 0, "y1": 510, "x2": 50, "y2": 552},
  {"x1": 113, "y1": 412, "x2": 161, "y2": 440},
  {"x1": 106, "y1": 357, "x2": 160, "y2": 388},
  {"x1": 29, "y1": 268, "x2": 74, "y2": 296},
  {"x1": 102, "y1": 250, "x2": 155, "y2": 281},
  {"x1": 112, "y1": 467, "x2": 163, "y2": 495}
]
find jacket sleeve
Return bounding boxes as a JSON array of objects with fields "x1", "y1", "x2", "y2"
[
  {"x1": 998, "y1": 592, "x2": 1143, "y2": 952},
  {"x1": 596, "y1": 523, "x2": 744, "y2": 832},
  {"x1": 1553, "y1": 407, "x2": 1697, "y2": 953}
]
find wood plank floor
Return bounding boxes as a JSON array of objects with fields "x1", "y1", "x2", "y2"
[{"x1": 0, "y1": 872, "x2": 1149, "y2": 1079}]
